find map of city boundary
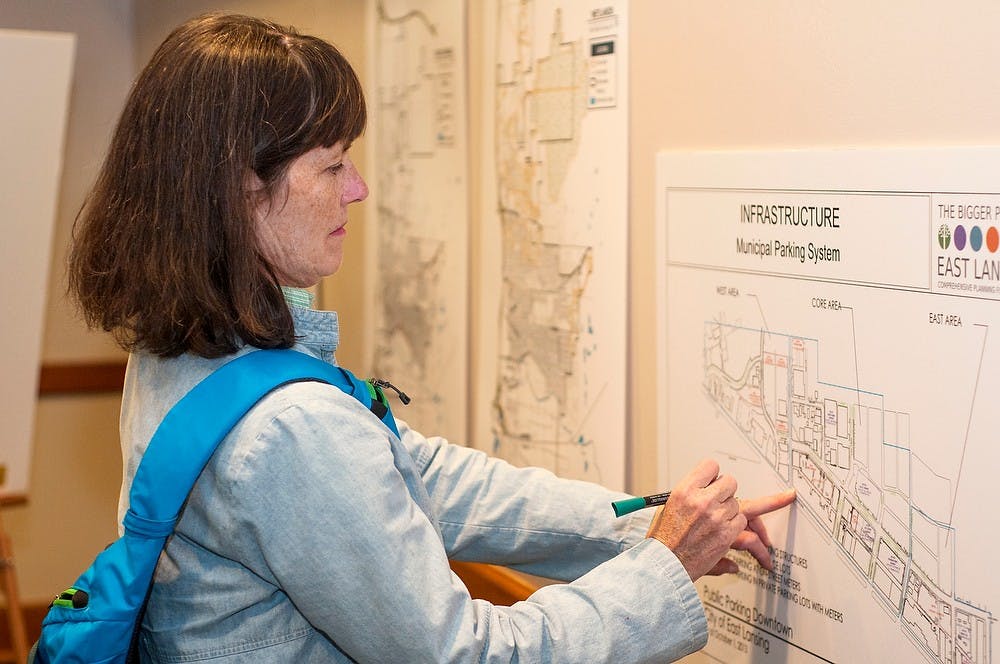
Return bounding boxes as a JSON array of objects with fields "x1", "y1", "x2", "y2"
[
  {"x1": 367, "y1": 0, "x2": 468, "y2": 442},
  {"x1": 657, "y1": 149, "x2": 999, "y2": 663},
  {"x1": 474, "y1": 0, "x2": 628, "y2": 489}
]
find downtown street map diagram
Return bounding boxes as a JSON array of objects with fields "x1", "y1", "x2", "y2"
[
  {"x1": 702, "y1": 308, "x2": 991, "y2": 664},
  {"x1": 658, "y1": 150, "x2": 997, "y2": 663}
]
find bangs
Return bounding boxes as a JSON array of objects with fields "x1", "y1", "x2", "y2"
[
  {"x1": 294, "y1": 35, "x2": 367, "y2": 150},
  {"x1": 250, "y1": 30, "x2": 367, "y2": 184}
]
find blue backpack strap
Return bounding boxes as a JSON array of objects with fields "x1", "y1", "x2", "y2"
[
  {"x1": 126, "y1": 349, "x2": 398, "y2": 533},
  {"x1": 34, "y1": 349, "x2": 398, "y2": 664}
]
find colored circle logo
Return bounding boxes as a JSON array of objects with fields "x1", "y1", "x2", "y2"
[
  {"x1": 954, "y1": 225, "x2": 967, "y2": 250},
  {"x1": 938, "y1": 224, "x2": 951, "y2": 249},
  {"x1": 938, "y1": 224, "x2": 1000, "y2": 252},
  {"x1": 970, "y1": 226, "x2": 984, "y2": 251}
]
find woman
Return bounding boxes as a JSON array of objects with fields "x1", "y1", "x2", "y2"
[{"x1": 69, "y1": 13, "x2": 794, "y2": 662}]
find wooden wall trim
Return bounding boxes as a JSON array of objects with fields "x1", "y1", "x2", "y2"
[
  {"x1": 0, "y1": 495, "x2": 26, "y2": 508},
  {"x1": 37, "y1": 362, "x2": 126, "y2": 396},
  {"x1": 0, "y1": 362, "x2": 126, "y2": 504}
]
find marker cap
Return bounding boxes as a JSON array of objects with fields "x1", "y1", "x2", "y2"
[{"x1": 611, "y1": 496, "x2": 647, "y2": 518}]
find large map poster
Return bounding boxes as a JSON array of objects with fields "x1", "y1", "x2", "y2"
[
  {"x1": 367, "y1": 0, "x2": 468, "y2": 441},
  {"x1": 657, "y1": 149, "x2": 996, "y2": 663},
  {"x1": 475, "y1": 0, "x2": 629, "y2": 488}
]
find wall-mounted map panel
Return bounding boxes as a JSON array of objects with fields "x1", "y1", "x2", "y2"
[{"x1": 658, "y1": 148, "x2": 997, "y2": 664}]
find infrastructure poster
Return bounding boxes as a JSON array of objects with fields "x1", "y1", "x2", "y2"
[{"x1": 658, "y1": 148, "x2": 996, "y2": 663}]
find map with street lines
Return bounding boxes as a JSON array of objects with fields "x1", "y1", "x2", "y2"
[
  {"x1": 368, "y1": 0, "x2": 468, "y2": 441},
  {"x1": 473, "y1": 0, "x2": 629, "y2": 488},
  {"x1": 658, "y1": 150, "x2": 997, "y2": 663},
  {"x1": 702, "y1": 312, "x2": 990, "y2": 663}
]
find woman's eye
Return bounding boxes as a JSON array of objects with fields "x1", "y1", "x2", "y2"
[{"x1": 328, "y1": 163, "x2": 344, "y2": 173}]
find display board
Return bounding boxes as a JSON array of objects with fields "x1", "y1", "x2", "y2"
[
  {"x1": 0, "y1": 29, "x2": 75, "y2": 501},
  {"x1": 658, "y1": 148, "x2": 996, "y2": 663},
  {"x1": 475, "y1": 0, "x2": 629, "y2": 488}
]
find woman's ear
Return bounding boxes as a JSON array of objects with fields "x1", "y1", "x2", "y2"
[
  {"x1": 245, "y1": 170, "x2": 266, "y2": 193},
  {"x1": 245, "y1": 170, "x2": 269, "y2": 218}
]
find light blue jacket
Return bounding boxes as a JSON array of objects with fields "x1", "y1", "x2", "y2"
[{"x1": 118, "y1": 306, "x2": 707, "y2": 662}]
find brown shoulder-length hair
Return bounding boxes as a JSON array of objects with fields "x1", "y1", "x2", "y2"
[{"x1": 68, "y1": 12, "x2": 366, "y2": 358}]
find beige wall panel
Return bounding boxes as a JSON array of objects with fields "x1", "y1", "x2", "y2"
[
  {"x1": 4, "y1": 396, "x2": 122, "y2": 602},
  {"x1": 629, "y1": 0, "x2": 1000, "y2": 493}
]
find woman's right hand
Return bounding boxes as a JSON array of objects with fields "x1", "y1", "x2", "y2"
[{"x1": 646, "y1": 458, "x2": 796, "y2": 581}]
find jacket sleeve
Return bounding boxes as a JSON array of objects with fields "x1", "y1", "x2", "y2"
[
  {"x1": 398, "y1": 418, "x2": 655, "y2": 581},
  {"x1": 207, "y1": 385, "x2": 707, "y2": 663}
]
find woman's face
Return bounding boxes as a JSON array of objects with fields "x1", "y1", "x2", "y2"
[{"x1": 253, "y1": 141, "x2": 368, "y2": 287}]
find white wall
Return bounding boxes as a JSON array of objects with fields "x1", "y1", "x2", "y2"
[{"x1": 628, "y1": 0, "x2": 1000, "y2": 492}]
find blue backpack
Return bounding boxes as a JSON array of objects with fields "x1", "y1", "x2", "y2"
[{"x1": 30, "y1": 349, "x2": 399, "y2": 664}]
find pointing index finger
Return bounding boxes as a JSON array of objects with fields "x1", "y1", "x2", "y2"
[{"x1": 739, "y1": 488, "x2": 797, "y2": 519}]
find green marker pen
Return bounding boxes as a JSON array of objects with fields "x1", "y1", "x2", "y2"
[{"x1": 611, "y1": 491, "x2": 672, "y2": 518}]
